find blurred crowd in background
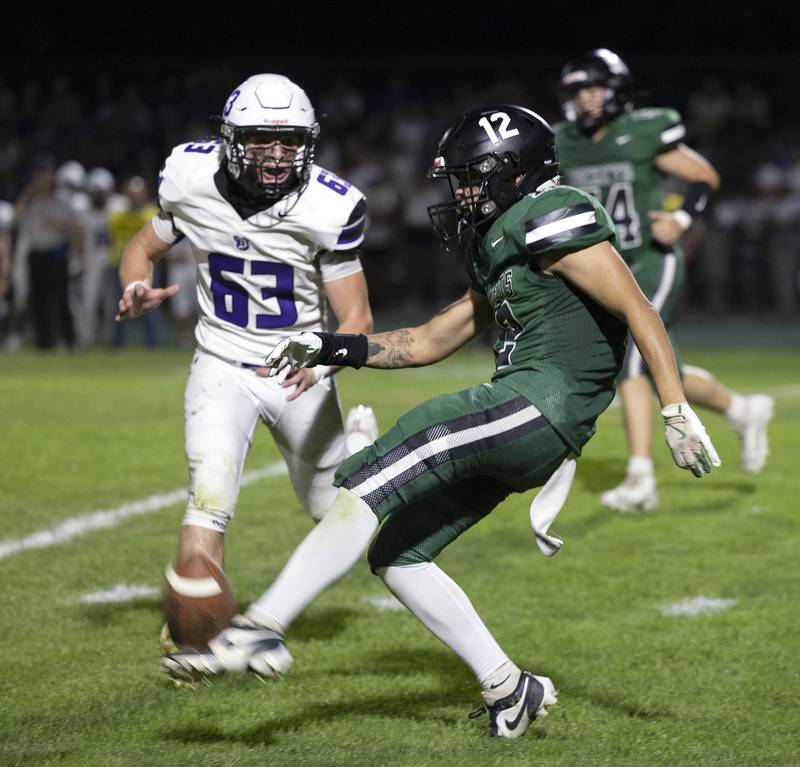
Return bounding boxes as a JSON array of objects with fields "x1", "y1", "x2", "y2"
[{"x1": 1, "y1": 54, "x2": 798, "y2": 351}]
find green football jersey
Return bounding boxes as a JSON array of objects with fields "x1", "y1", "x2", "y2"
[
  {"x1": 555, "y1": 108, "x2": 686, "y2": 263},
  {"x1": 465, "y1": 185, "x2": 627, "y2": 453}
]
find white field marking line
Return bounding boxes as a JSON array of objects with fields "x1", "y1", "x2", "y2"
[
  {"x1": 363, "y1": 595, "x2": 407, "y2": 612},
  {"x1": 771, "y1": 383, "x2": 800, "y2": 398},
  {"x1": 660, "y1": 595, "x2": 737, "y2": 617},
  {"x1": 606, "y1": 383, "x2": 799, "y2": 413},
  {"x1": 0, "y1": 461, "x2": 287, "y2": 561},
  {"x1": 80, "y1": 584, "x2": 160, "y2": 604}
]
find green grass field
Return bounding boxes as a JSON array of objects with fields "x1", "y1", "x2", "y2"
[{"x1": 1, "y1": 346, "x2": 798, "y2": 767}]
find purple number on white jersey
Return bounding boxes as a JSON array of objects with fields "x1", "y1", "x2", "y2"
[
  {"x1": 316, "y1": 170, "x2": 350, "y2": 196},
  {"x1": 208, "y1": 254, "x2": 297, "y2": 329},
  {"x1": 253, "y1": 262, "x2": 298, "y2": 328},
  {"x1": 209, "y1": 254, "x2": 248, "y2": 327}
]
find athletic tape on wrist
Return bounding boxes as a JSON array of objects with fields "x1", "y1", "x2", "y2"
[
  {"x1": 123, "y1": 279, "x2": 150, "y2": 294},
  {"x1": 672, "y1": 209, "x2": 693, "y2": 232}
]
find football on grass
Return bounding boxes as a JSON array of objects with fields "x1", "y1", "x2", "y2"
[{"x1": 163, "y1": 555, "x2": 236, "y2": 648}]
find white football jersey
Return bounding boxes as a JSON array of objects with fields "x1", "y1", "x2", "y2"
[{"x1": 155, "y1": 140, "x2": 366, "y2": 365}]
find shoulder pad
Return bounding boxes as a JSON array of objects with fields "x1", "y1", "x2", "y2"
[
  {"x1": 509, "y1": 186, "x2": 614, "y2": 257},
  {"x1": 299, "y1": 165, "x2": 367, "y2": 251},
  {"x1": 158, "y1": 140, "x2": 224, "y2": 210},
  {"x1": 628, "y1": 108, "x2": 685, "y2": 147}
]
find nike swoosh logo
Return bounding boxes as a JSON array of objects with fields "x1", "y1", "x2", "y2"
[
  {"x1": 615, "y1": 134, "x2": 632, "y2": 145},
  {"x1": 489, "y1": 674, "x2": 510, "y2": 690},
  {"x1": 501, "y1": 677, "x2": 530, "y2": 731},
  {"x1": 491, "y1": 236, "x2": 504, "y2": 247},
  {"x1": 333, "y1": 349, "x2": 348, "y2": 360}
]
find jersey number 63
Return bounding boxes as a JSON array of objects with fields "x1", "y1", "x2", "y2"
[{"x1": 208, "y1": 253, "x2": 297, "y2": 329}]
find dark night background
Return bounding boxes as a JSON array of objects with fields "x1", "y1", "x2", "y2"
[{"x1": 3, "y1": 3, "x2": 800, "y2": 329}]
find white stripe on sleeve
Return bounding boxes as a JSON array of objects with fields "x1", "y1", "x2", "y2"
[
  {"x1": 525, "y1": 211, "x2": 597, "y2": 245},
  {"x1": 660, "y1": 124, "x2": 686, "y2": 145}
]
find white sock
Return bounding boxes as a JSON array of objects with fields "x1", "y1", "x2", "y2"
[
  {"x1": 726, "y1": 392, "x2": 748, "y2": 424},
  {"x1": 379, "y1": 562, "x2": 512, "y2": 687},
  {"x1": 627, "y1": 455, "x2": 654, "y2": 477},
  {"x1": 246, "y1": 488, "x2": 378, "y2": 633}
]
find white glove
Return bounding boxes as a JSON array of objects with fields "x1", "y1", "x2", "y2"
[
  {"x1": 265, "y1": 332, "x2": 323, "y2": 377},
  {"x1": 662, "y1": 402, "x2": 721, "y2": 477}
]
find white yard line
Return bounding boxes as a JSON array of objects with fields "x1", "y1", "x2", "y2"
[
  {"x1": 0, "y1": 461, "x2": 287, "y2": 561},
  {"x1": 660, "y1": 595, "x2": 737, "y2": 617},
  {"x1": 80, "y1": 584, "x2": 160, "y2": 604},
  {"x1": 362, "y1": 595, "x2": 407, "y2": 612}
]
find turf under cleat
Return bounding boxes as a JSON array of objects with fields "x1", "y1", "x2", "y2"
[
  {"x1": 477, "y1": 671, "x2": 558, "y2": 739},
  {"x1": 600, "y1": 472, "x2": 658, "y2": 512},
  {"x1": 160, "y1": 615, "x2": 293, "y2": 686},
  {"x1": 730, "y1": 394, "x2": 774, "y2": 475}
]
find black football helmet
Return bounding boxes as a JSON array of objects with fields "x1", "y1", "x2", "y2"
[
  {"x1": 427, "y1": 105, "x2": 559, "y2": 250},
  {"x1": 558, "y1": 48, "x2": 633, "y2": 134}
]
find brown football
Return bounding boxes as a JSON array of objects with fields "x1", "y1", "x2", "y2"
[{"x1": 163, "y1": 555, "x2": 236, "y2": 648}]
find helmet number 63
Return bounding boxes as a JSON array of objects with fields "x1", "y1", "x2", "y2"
[{"x1": 478, "y1": 112, "x2": 520, "y2": 145}]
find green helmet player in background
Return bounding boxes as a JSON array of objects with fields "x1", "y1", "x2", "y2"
[
  {"x1": 556, "y1": 48, "x2": 774, "y2": 511},
  {"x1": 163, "y1": 104, "x2": 720, "y2": 739}
]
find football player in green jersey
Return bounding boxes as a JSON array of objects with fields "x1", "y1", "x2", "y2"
[
  {"x1": 162, "y1": 105, "x2": 718, "y2": 738},
  {"x1": 556, "y1": 48, "x2": 774, "y2": 512}
]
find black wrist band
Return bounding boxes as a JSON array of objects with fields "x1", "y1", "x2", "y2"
[
  {"x1": 681, "y1": 181, "x2": 712, "y2": 217},
  {"x1": 313, "y1": 332, "x2": 369, "y2": 368}
]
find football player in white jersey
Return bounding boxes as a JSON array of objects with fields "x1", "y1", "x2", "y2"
[{"x1": 114, "y1": 74, "x2": 378, "y2": 647}]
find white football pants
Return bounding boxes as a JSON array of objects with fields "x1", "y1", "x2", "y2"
[{"x1": 182, "y1": 348, "x2": 347, "y2": 530}]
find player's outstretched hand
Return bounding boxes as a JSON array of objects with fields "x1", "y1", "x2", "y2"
[
  {"x1": 264, "y1": 332, "x2": 323, "y2": 377},
  {"x1": 115, "y1": 281, "x2": 180, "y2": 321},
  {"x1": 662, "y1": 402, "x2": 721, "y2": 477}
]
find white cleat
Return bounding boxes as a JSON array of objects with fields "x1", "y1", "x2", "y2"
[
  {"x1": 480, "y1": 672, "x2": 558, "y2": 739},
  {"x1": 160, "y1": 615, "x2": 293, "y2": 686},
  {"x1": 600, "y1": 473, "x2": 658, "y2": 512},
  {"x1": 345, "y1": 404, "x2": 379, "y2": 454},
  {"x1": 730, "y1": 394, "x2": 774, "y2": 475}
]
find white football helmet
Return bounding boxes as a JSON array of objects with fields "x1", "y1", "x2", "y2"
[
  {"x1": 55, "y1": 160, "x2": 87, "y2": 192},
  {"x1": 86, "y1": 167, "x2": 115, "y2": 195},
  {"x1": 0, "y1": 200, "x2": 14, "y2": 232},
  {"x1": 220, "y1": 74, "x2": 320, "y2": 201}
]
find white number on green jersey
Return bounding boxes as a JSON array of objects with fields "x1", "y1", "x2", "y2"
[
  {"x1": 494, "y1": 301, "x2": 523, "y2": 369},
  {"x1": 583, "y1": 182, "x2": 642, "y2": 250}
]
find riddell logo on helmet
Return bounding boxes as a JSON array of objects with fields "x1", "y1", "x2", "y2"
[{"x1": 263, "y1": 119, "x2": 290, "y2": 124}]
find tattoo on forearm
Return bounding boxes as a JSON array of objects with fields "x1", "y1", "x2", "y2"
[{"x1": 367, "y1": 330, "x2": 414, "y2": 368}]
